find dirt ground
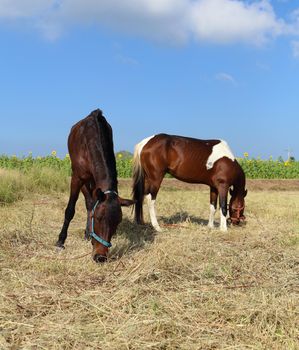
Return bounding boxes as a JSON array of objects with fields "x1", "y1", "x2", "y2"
[{"x1": 119, "y1": 178, "x2": 299, "y2": 191}]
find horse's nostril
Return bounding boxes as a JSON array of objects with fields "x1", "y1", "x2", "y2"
[{"x1": 93, "y1": 254, "x2": 107, "y2": 263}]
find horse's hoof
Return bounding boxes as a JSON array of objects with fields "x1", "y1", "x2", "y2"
[
  {"x1": 55, "y1": 241, "x2": 65, "y2": 249},
  {"x1": 136, "y1": 220, "x2": 145, "y2": 226}
]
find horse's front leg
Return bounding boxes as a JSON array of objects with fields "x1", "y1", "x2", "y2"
[
  {"x1": 56, "y1": 175, "x2": 82, "y2": 248},
  {"x1": 81, "y1": 184, "x2": 93, "y2": 240},
  {"x1": 208, "y1": 187, "x2": 218, "y2": 229},
  {"x1": 218, "y1": 184, "x2": 229, "y2": 232}
]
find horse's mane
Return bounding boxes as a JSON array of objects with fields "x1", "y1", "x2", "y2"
[{"x1": 89, "y1": 109, "x2": 118, "y2": 188}]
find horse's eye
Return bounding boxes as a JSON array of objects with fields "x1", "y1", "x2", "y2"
[
  {"x1": 95, "y1": 211, "x2": 104, "y2": 220},
  {"x1": 97, "y1": 214, "x2": 104, "y2": 220}
]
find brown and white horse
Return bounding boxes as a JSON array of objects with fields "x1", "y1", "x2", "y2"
[
  {"x1": 56, "y1": 109, "x2": 134, "y2": 262},
  {"x1": 132, "y1": 134, "x2": 247, "y2": 232}
]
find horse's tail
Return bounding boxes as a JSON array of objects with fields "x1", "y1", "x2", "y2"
[{"x1": 132, "y1": 141, "x2": 146, "y2": 224}]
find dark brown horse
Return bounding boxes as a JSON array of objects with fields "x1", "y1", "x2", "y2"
[
  {"x1": 56, "y1": 109, "x2": 134, "y2": 262},
  {"x1": 132, "y1": 134, "x2": 247, "y2": 232}
]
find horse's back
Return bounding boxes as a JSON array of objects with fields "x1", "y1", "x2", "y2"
[
  {"x1": 141, "y1": 133, "x2": 218, "y2": 164},
  {"x1": 143, "y1": 133, "x2": 220, "y2": 156},
  {"x1": 139, "y1": 133, "x2": 239, "y2": 185}
]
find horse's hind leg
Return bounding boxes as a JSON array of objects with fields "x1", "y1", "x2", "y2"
[
  {"x1": 56, "y1": 175, "x2": 82, "y2": 248},
  {"x1": 146, "y1": 193, "x2": 162, "y2": 232},
  {"x1": 208, "y1": 187, "x2": 218, "y2": 228},
  {"x1": 81, "y1": 183, "x2": 93, "y2": 240},
  {"x1": 144, "y1": 175, "x2": 164, "y2": 232}
]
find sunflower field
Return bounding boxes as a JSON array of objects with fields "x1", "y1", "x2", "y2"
[{"x1": 0, "y1": 152, "x2": 298, "y2": 179}]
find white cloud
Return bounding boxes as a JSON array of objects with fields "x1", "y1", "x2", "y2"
[
  {"x1": 189, "y1": 0, "x2": 285, "y2": 45},
  {"x1": 215, "y1": 72, "x2": 237, "y2": 85},
  {"x1": 55, "y1": 0, "x2": 190, "y2": 44},
  {"x1": 0, "y1": 0, "x2": 298, "y2": 46},
  {"x1": 0, "y1": 0, "x2": 54, "y2": 18},
  {"x1": 114, "y1": 53, "x2": 139, "y2": 66}
]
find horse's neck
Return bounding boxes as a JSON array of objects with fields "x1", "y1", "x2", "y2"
[
  {"x1": 94, "y1": 173, "x2": 117, "y2": 192},
  {"x1": 91, "y1": 159, "x2": 118, "y2": 192},
  {"x1": 233, "y1": 168, "x2": 246, "y2": 196}
]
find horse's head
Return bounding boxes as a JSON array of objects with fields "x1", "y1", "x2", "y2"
[
  {"x1": 228, "y1": 188, "x2": 247, "y2": 226},
  {"x1": 91, "y1": 189, "x2": 134, "y2": 263}
]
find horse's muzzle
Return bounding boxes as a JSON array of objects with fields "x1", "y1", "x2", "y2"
[
  {"x1": 93, "y1": 254, "x2": 108, "y2": 263},
  {"x1": 227, "y1": 216, "x2": 246, "y2": 226}
]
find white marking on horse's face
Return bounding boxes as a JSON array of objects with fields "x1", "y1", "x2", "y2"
[
  {"x1": 206, "y1": 140, "x2": 235, "y2": 170},
  {"x1": 134, "y1": 135, "x2": 156, "y2": 158}
]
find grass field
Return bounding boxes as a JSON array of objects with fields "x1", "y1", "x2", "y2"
[
  {"x1": 1, "y1": 153, "x2": 299, "y2": 179},
  {"x1": 0, "y1": 177, "x2": 298, "y2": 349}
]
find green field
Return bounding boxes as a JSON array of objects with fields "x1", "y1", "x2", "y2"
[
  {"x1": 1, "y1": 153, "x2": 298, "y2": 206},
  {"x1": 0, "y1": 153, "x2": 299, "y2": 179}
]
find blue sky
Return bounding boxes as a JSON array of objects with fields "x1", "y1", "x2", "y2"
[{"x1": 0, "y1": 0, "x2": 299, "y2": 160}]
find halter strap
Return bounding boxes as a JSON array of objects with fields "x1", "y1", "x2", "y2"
[
  {"x1": 104, "y1": 190, "x2": 118, "y2": 196},
  {"x1": 229, "y1": 205, "x2": 245, "y2": 223},
  {"x1": 231, "y1": 205, "x2": 244, "y2": 213},
  {"x1": 89, "y1": 189, "x2": 118, "y2": 248}
]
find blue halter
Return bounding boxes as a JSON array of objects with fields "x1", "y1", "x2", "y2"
[{"x1": 89, "y1": 190, "x2": 118, "y2": 248}]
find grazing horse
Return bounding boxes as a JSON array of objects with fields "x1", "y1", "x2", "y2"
[
  {"x1": 56, "y1": 109, "x2": 134, "y2": 262},
  {"x1": 132, "y1": 134, "x2": 247, "y2": 232}
]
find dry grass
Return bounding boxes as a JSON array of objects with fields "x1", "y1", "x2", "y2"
[{"x1": 0, "y1": 179, "x2": 298, "y2": 349}]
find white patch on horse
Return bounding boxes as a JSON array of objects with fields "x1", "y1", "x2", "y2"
[
  {"x1": 146, "y1": 194, "x2": 162, "y2": 232},
  {"x1": 206, "y1": 140, "x2": 235, "y2": 170},
  {"x1": 219, "y1": 208, "x2": 228, "y2": 232},
  {"x1": 135, "y1": 135, "x2": 156, "y2": 158},
  {"x1": 208, "y1": 204, "x2": 216, "y2": 228}
]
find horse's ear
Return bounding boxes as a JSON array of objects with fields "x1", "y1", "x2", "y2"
[
  {"x1": 229, "y1": 188, "x2": 234, "y2": 196},
  {"x1": 244, "y1": 189, "x2": 248, "y2": 198},
  {"x1": 118, "y1": 197, "x2": 135, "y2": 207},
  {"x1": 95, "y1": 188, "x2": 106, "y2": 202}
]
